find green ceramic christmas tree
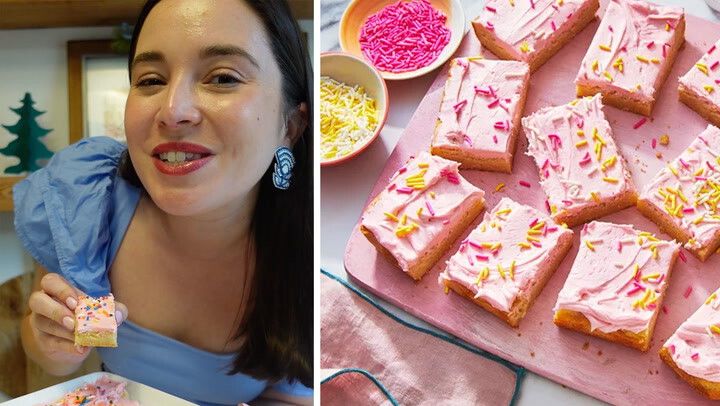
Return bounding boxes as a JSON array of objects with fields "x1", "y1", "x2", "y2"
[{"x1": 0, "y1": 92, "x2": 54, "y2": 174}]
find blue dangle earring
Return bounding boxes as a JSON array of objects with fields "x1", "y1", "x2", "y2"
[{"x1": 272, "y1": 146, "x2": 295, "y2": 190}]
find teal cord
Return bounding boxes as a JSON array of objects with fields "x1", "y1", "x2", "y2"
[
  {"x1": 321, "y1": 269, "x2": 526, "y2": 406},
  {"x1": 321, "y1": 368, "x2": 399, "y2": 406}
]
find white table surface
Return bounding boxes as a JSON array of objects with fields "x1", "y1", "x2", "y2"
[{"x1": 320, "y1": 0, "x2": 720, "y2": 404}]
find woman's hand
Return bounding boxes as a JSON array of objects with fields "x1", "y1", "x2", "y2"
[{"x1": 26, "y1": 272, "x2": 128, "y2": 365}]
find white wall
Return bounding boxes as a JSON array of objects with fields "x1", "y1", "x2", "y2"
[{"x1": 0, "y1": 20, "x2": 314, "y2": 284}]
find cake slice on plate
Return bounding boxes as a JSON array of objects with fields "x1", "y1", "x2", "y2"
[
  {"x1": 679, "y1": 38, "x2": 720, "y2": 128},
  {"x1": 439, "y1": 197, "x2": 574, "y2": 327},
  {"x1": 637, "y1": 124, "x2": 720, "y2": 261},
  {"x1": 472, "y1": 0, "x2": 600, "y2": 72},
  {"x1": 554, "y1": 221, "x2": 680, "y2": 351},
  {"x1": 431, "y1": 56, "x2": 530, "y2": 173},
  {"x1": 575, "y1": 0, "x2": 685, "y2": 116},
  {"x1": 360, "y1": 151, "x2": 486, "y2": 280},
  {"x1": 522, "y1": 94, "x2": 637, "y2": 228}
]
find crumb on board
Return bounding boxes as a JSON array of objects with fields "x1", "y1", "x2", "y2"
[
  {"x1": 582, "y1": 342, "x2": 590, "y2": 350},
  {"x1": 597, "y1": 350, "x2": 603, "y2": 356},
  {"x1": 530, "y1": 351, "x2": 535, "y2": 357}
]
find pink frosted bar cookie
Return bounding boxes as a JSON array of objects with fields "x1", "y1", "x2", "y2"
[
  {"x1": 439, "y1": 197, "x2": 574, "y2": 327},
  {"x1": 74, "y1": 294, "x2": 118, "y2": 347},
  {"x1": 42, "y1": 375, "x2": 139, "y2": 406},
  {"x1": 553, "y1": 221, "x2": 680, "y2": 351},
  {"x1": 472, "y1": 0, "x2": 600, "y2": 72},
  {"x1": 679, "y1": 38, "x2": 720, "y2": 128},
  {"x1": 660, "y1": 288, "x2": 720, "y2": 400},
  {"x1": 360, "y1": 151, "x2": 486, "y2": 281},
  {"x1": 521, "y1": 94, "x2": 637, "y2": 228},
  {"x1": 637, "y1": 124, "x2": 720, "y2": 262},
  {"x1": 575, "y1": 0, "x2": 685, "y2": 116},
  {"x1": 430, "y1": 57, "x2": 530, "y2": 173}
]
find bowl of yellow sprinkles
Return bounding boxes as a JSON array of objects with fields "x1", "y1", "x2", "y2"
[{"x1": 320, "y1": 52, "x2": 389, "y2": 166}]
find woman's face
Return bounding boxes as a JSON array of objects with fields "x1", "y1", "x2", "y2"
[{"x1": 125, "y1": 0, "x2": 286, "y2": 217}]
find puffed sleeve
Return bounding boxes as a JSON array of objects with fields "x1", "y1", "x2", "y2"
[
  {"x1": 268, "y1": 379, "x2": 313, "y2": 398},
  {"x1": 13, "y1": 136, "x2": 141, "y2": 297}
]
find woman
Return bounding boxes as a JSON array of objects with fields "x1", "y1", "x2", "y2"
[{"x1": 15, "y1": 0, "x2": 313, "y2": 404}]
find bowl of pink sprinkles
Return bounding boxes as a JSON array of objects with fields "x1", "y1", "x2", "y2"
[{"x1": 340, "y1": 0, "x2": 465, "y2": 80}]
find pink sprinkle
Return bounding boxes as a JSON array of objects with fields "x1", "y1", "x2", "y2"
[
  {"x1": 679, "y1": 158, "x2": 690, "y2": 169},
  {"x1": 656, "y1": 274, "x2": 665, "y2": 285},
  {"x1": 494, "y1": 120, "x2": 510, "y2": 130},
  {"x1": 546, "y1": 226, "x2": 558, "y2": 233},
  {"x1": 551, "y1": 21, "x2": 557, "y2": 31},
  {"x1": 647, "y1": 303, "x2": 657, "y2": 310},
  {"x1": 474, "y1": 85, "x2": 491, "y2": 96},
  {"x1": 696, "y1": 176, "x2": 708, "y2": 181},
  {"x1": 488, "y1": 98, "x2": 500, "y2": 108},
  {"x1": 396, "y1": 187, "x2": 414, "y2": 194},
  {"x1": 562, "y1": 200, "x2": 573, "y2": 206},
  {"x1": 633, "y1": 117, "x2": 647, "y2": 130},
  {"x1": 544, "y1": 169, "x2": 550, "y2": 178},
  {"x1": 683, "y1": 207, "x2": 695, "y2": 214},
  {"x1": 545, "y1": 199, "x2": 551, "y2": 213},
  {"x1": 692, "y1": 353, "x2": 700, "y2": 361},
  {"x1": 443, "y1": 220, "x2": 450, "y2": 225},
  {"x1": 464, "y1": 134, "x2": 473, "y2": 147},
  {"x1": 530, "y1": 0, "x2": 535, "y2": 9},
  {"x1": 453, "y1": 100, "x2": 467, "y2": 117},
  {"x1": 547, "y1": 134, "x2": 562, "y2": 149},
  {"x1": 467, "y1": 240, "x2": 483, "y2": 250},
  {"x1": 529, "y1": 218, "x2": 539, "y2": 228},
  {"x1": 486, "y1": 5, "x2": 496, "y2": 12},
  {"x1": 662, "y1": 305, "x2": 668, "y2": 315},
  {"x1": 579, "y1": 152, "x2": 592, "y2": 166},
  {"x1": 388, "y1": 183, "x2": 396, "y2": 191},
  {"x1": 669, "y1": 344, "x2": 675, "y2": 354},
  {"x1": 542, "y1": 159, "x2": 550, "y2": 170},
  {"x1": 425, "y1": 201, "x2": 436, "y2": 216},
  {"x1": 519, "y1": 180, "x2": 531, "y2": 188},
  {"x1": 646, "y1": 41, "x2": 655, "y2": 49},
  {"x1": 651, "y1": 138, "x2": 657, "y2": 149},
  {"x1": 576, "y1": 117, "x2": 584, "y2": 128},
  {"x1": 712, "y1": 61, "x2": 720, "y2": 71},
  {"x1": 493, "y1": 135, "x2": 498, "y2": 144},
  {"x1": 398, "y1": 166, "x2": 407, "y2": 174},
  {"x1": 711, "y1": 45, "x2": 717, "y2": 54},
  {"x1": 634, "y1": 270, "x2": 642, "y2": 282},
  {"x1": 617, "y1": 241, "x2": 623, "y2": 253},
  {"x1": 441, "y1": 169, "x2": 460, "y2": 184},
  {"x1": 476, "y1": 254, "x2": 489, "y2": 261},
  {"x1": 567, "y1": 13, "x2": 573, "y2": 20},
  {"x1": 486, "y1": 22, "x2": 494, "y2": 31},
  {"x1": 666, "y1": 21, "x2": 675, "y2": 30},
  {"x1": 684, "y1": 286, "x2": 693, "y2": 299},
  {"x1": 679, "y1": 250, "x2": 687, "y2": 263},
  {"x1": 707, "y1": 161, "x2": 717, "y2": 172},
  {"x1": 359, "y1": 0, "x2": 451, "y2": 73},
  {"x1": 531, "y1": 241, "x2": 542, "y2": 248},
  {"x1": 662, "y1": 43, "x2": 670, "y2": 58},
  {"x1": 608, "y1": 25, "x2": 613, "y2": 32}
]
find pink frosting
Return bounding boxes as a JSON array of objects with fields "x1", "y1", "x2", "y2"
[
  {"x1": 361, "y1": 151, "x2": 485, "y2": 273},
  {"x1": 433, "y1": 57, "x2": 529, "y2": 157},
  {"x1": 41, "y1": 375, "x2": 138, "y2": 406},
  {"x1": 522, "y1": 94, "x2": 635, "y2": 219},
  {"x1": 639, "y1": 125, "x2": 720, "y2": 251},
  {"x1": 75, "y1": 294, "x2": 117, "y2": 334},
  {"x1": 439, "y1": 197, "x2": 573, "y2": 313},
  {"x1": 663, "y1": 287, "x2": 720, "y2": 383},
  {"x1": 474, "y1": 0, "x2": 595, "y2": 61},
  {"x1": 575, "y1": 0, "x2": 684, "y2": 100},
  {"x1": 680, "y1": 38, "x2": 720, "y2": 101},
  {"x1": 554, "y1": 221, "x2": 680, "y2": 334}
]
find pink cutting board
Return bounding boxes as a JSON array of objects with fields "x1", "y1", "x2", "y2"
[{"x1": 344, "y1": 4, "x2": 720, "y2": 405}]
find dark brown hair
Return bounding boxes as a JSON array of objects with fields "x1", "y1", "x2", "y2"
[{"x1": 122, "y1": 0, "x2": 313, "y2": 387}]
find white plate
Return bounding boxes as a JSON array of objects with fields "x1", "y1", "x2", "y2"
[{"x1": 1, "y1": 372, "x2": 196, "y2": 405}]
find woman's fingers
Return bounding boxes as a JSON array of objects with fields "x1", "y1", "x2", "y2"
[
  {"x1": 28, "y1": 290, "x2": 74, "y2": 331},
  {"x1": 32, "y1": 314, "x2": 75, "y2": 341},
  {"x1": 38, "y1": 330, "x2": 89, "y2": 356},
  {"x1": 114, "y1": 301, "x2": 128, "y2": 325},
  {"x1": 40, "y1": 273, "x2": 82, "y2": 310}
]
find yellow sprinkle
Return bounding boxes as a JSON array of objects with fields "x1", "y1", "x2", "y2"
[
  {"x1": 705, "y1": 85, "x2": 715, "y2": 94},
  {"x1": 632, "y1": 264, "x2": 640, "y2": 279},
  {"x1": 430, "y1": 191, "x2": 436, "y2": 199},
  {"x1": 697, "y1": 63, "x2": 709, "y2": 76},
  {"x1": 575, "y1": 140, "x2": 588, "y2": 148},
  {"x1": 384, "y1": 212, "x2": 399, "y2": 222},
  {"x1": 599, "y1": 44, "x2": 612, "y2": 52},
  {"x1": 557, "y1": 0, "x2": 564, "y2": 5},
  {"x1": 585, "y1": 240, "x2": 596, "y2": 251},
  {"x1": 636, "y1": 55, "x2": 650, "y2": 63},
  {"x1": 577, "y1": 130, "x2": 585, "y2": 137},
  {"x1": 711, "y1": 325, "x2": 720, "y2": 335},
  {"x1": 509, "y1": 0, "x2": 514, "y2": 6},
  {"x1": 706, "y1": 292, "x2": 717, "y2": 305},
  {"x1": 613, "y1": 58, "x2": 624, "y2": 72},
  {"x1": 418, "y1": 162, "x2": 429, "y2": 168},
  {"x1": 495, "y1": 183, "x2": 506, "y2": 192},
  {"x1": 668, "y1": 165, "x2": 679, "y2": 176},
  {"x1": 527, "y1": 229, "x2": 543, "y2": 236},
  {"x1": 510, "y1": 260, "x2": 516, "y2": 280},
  {"x1": 603, "y1": 177, "x2": 619, "y2": 183},
  {"x1": 444, "y1": 285, "x2": 449, "y2": 294},
  {"x1": 531, "y1": 221, "x2": 545, "y2": 231},
  {"x1": 480, "y1": 224, "x2": 487, "y2": 233},
  {"x1": 497, "y1": 263, "x2": 506, "y2": 279},
  {"x1": 401, "y1": 214, "x2": 407, "y2": 225},
  {"x1": 603, "y1": 71, "x2": 613, "y2": 82},
  {"x1": 602, "y1": 155, "x2": 617, "y2": 169},
  {"x1": 590, "y1": 191, "x2": 600, "y2": 203},
  {"x1": 466, "y1": 56, "x2": 484, "y2": 61},
  {"x1": 591, "y1": 60, "x2": 599, "y2": 72},
  {"x1": 416, "y1": 207, "x2": 423, "y2": 217},
  {"x1": 526, "y1": 236, "x2": 541, "y2": 243},
  {"x1": 550, "y1": 204, "x2": 557, "y2": 214},
  {"x1": 642, "y1": 273, "x2": 661, "y2": 281},
  {"x1": 650, "y1": 58, "x2": 660, "y2": 64},
  {"x1": 520, "y1": 42, "x2": 531, "y2": 53},
  {"x1": 693, "y1": 215, "x2": 705, "y2": 225},
  {"x1": 496, "y1": 208, "x2": 512, "y2": 216},
  {"x1": 695, "y1": 167, "x2": 705, "y2": 176},
  {"x1": 665, "y1": 23, "x2": 671, "y2": 31},
  {"x1": 518, "y1": 242, "x2": 532, "y2": 249}
]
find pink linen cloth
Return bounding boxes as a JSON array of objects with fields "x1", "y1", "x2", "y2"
[{"x1": 320, "y1": 271, "x2": 522, "y2": 405}]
